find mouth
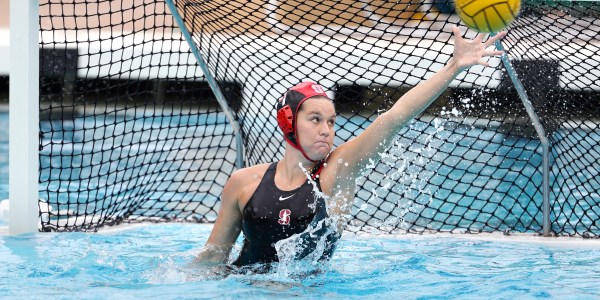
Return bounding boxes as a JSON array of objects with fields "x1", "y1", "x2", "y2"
[{"x1": 314, "y1": 142, "x2": 331, "y2": 154}]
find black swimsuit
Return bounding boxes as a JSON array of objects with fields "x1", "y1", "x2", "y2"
[{"x1": 233, "y1": 162, "x2": 338, "y2": 266}]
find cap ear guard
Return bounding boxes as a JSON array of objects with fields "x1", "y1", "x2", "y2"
[{"x1": 277, "y1": 104, "x2": 294, "y2": 139}]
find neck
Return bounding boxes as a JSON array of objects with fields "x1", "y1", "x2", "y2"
[{"x1": 279, "y1": 149, "x2": 318, "y2": 183}]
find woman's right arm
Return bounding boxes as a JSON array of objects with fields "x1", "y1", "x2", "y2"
[{"x1": 194, "y1": 171, "x2": 244, "y2": 265}]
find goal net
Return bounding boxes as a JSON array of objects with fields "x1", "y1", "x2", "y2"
[
  {"x1": 39, "y1": 0, "x2": 600, "y2": 237},
  {"x1": 39, "y1": 0, "x2": 237, "y2": 231}
]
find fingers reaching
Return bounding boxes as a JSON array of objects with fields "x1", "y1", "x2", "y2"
[
  {"x1": 475, "y1": 33, "x2": 485, "y2": 43},
  {"x1": 484, "y1": 31, "x2": 507, "y2": 48},
  {"x1": 451, "y1": 25, "x2": 508, "y2": 69},
  {"x1": 484, "y1": 50, "x2": 504, "y2": 57},
  {"x1": 453, "y1": 25, "x2": 507, "y2": 49},
  {"x1": 452, "y1": 25, "x2": 461, "y2": 38}
]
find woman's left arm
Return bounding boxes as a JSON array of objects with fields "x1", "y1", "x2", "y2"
[{"x1": 331, "y1": 26, "x2": 507, "y2": 178}]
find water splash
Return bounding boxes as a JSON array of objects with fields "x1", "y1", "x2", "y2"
[
  {"x1": 144, "y1": 251, "x2": 237, "y2": 283},
  {"x1": 145, "y1": 255, "x2": 188, "y2": 284},
  {"x1": 355, "y1": 115, "x2": 454, "y2": 232},
  {"x1": 272, "y1": 163, "x2": 345, "y2": 278},
  {"x1": 273, "y1": 112, "x2": 457, "y2": 275}
]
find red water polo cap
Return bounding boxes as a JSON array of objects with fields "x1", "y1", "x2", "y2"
[{"x1": 275, "y1": 81, "x2": 331, "y2": 162}]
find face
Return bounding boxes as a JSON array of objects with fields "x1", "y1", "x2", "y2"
[{"x1": 295, "y1": 97, "x2": 336, "y2": 161}]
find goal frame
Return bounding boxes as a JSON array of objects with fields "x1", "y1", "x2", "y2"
[{"x1": 9, "y1": 0, "x2": 39, "y2": 235}]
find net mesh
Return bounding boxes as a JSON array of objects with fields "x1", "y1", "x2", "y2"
[
  {"x1": 510, "y1": 2, "x2": 600, "y2": 237},
  {"x1": 39, "y1": 0, "x2": 237, "y2": 231},
  {"x1": 39, "y1": 0, "x2": 600, "y2": 237}
]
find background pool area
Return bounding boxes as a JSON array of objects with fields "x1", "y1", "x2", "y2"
[
  {"x1": 30, "y1": 105, "x2": 600, "y2": 236},
  {"x1": 2, "y1": 105, "x2": 600, "y2": 298}
]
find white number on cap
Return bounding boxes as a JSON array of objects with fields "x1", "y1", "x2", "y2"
[{"x1": 311, "y1": 84, "x2": 325, "y2": 94}]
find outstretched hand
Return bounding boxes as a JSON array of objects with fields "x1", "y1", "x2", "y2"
[{"x1": 451, "y1": 25, "x2": 507, "y2": 71}]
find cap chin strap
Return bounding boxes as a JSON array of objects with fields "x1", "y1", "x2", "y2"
[{"x1": 283, "y1": 134, "x2": 318, "y2": 163}]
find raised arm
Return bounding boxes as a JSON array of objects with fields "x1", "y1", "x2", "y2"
[
  {"x1": 333, "y1": 26, "x2": 506, "y2": 177},
  {"x1": 194, "y1": 171, "x2": 243, "y2": 266}
]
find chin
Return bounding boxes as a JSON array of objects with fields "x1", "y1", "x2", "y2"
[
  {"x1": 313, "y1": 154, "x2": 326, "y2": 161},
  {"x1": 314, "y1": 149, "x2": 330, "y2": 160}
]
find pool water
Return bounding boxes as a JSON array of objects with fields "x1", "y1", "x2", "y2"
[{"x1": 1, "y1": 222, "x2": 600, "y2": 299}]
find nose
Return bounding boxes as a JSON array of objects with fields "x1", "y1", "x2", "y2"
[{"x1": 320, "y1": 122, "x2": 330, "y2": 137}]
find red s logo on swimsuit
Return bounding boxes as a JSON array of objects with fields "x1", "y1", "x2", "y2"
[{"x1": 278, "y1": 209, "x2": 291, "y2": 225}]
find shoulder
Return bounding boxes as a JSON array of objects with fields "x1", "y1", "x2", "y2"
[
  {"x1": 228, "y1": 163, "x2": 272, "y2": 185},
  {"x1": 224, "y1": 163, "x2": 273, "y2": 206}
]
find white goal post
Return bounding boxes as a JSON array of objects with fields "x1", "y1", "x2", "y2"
[{"x1": 9, "y1": 0, "x2": 39, "y2": 235}]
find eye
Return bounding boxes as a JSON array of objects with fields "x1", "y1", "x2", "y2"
[
  {"x1": 311, "y1": 117, "x2": 320, "y2": 123},
  {"x1": 328, "y1": 119, "x2": 335, "y2": 126}
]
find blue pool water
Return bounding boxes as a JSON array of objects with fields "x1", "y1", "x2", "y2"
[{"x1": 1, "y1": 223, "x2": 600, "y2": 299}]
